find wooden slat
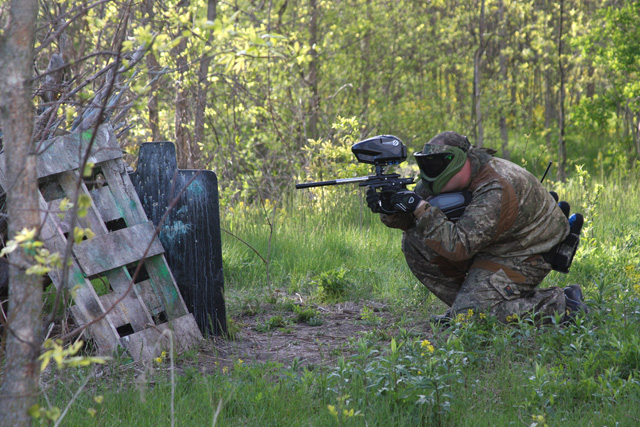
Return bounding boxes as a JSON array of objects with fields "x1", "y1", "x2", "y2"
[
  {"x1": 50, "y1": 186, "x2": 123, "y2": 234},
  {"x1": 73, "y1": 221, "x2": 164, "y2": 276},
  {"x1": 100, "y1": 159, "x2": 148, "y2": 226},
  {"x1": 69, "y1": 306, "x2": 117, "y2": 354},
  {"x1": 134, "y1": 279, "x2": 164, "y2": 317},
  {"x1": 90, "y1": 186, "x2": 122, "y2": 223},
  {"x1": 101, "y1": 267, "x2": 155, "y2": 330},
  {"x1": 32, "y1": 190, "x2": 121, "y2": 354},
  {"x1": 35, "y1": 125, "x2": 122, "y2": 179},
  {"x1": 46, "y1": 199, "x2": 73, "y2": 234},
  {"x1": 0, "y1": 125, "x2": 203, "y2": 361},
  {"x1": 98, "y1": 292, "x2": 151, "y2": 332},
  {"x1": 57, "y1": 171, "x2": 109, "y2": 236},
  {"x1": 118, "y1": 314, "x2": 202, "y2": 360},
  {"x1": 142, "y1": 256, "x2": 188, "y2": 318}
]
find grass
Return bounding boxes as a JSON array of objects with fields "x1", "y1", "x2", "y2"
[{"x1": 39, "y1": 164, "x2": 640, "y2": 426}]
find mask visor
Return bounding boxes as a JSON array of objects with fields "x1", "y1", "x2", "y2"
[{"x1": 414, "y1": 152, "x2": 455, "y2": 178}]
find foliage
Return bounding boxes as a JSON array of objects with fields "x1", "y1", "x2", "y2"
[
  {"x1": 254, "y1": 314, "x2": 291, "y2": 332},
  {"x1": 6, "y1": 0, "x2": 640, "y2": 424},
  {"x1": 311, "y1": 268, "x2": 351, "y2": 303},
  {"x1": 29, "y1": 339, "x2": 109, "y2": 424},
  {"x1": 293, "y1": 304, "x2": 324, "y2": 326}
]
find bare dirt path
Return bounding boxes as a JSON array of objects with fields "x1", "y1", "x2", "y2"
[{"x1": 199, "y1": 301, "x2": 433, "y2": 372}]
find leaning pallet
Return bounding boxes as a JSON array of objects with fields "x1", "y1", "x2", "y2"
[{"x1": 0, "y1": 125, "x2": 203, "y2": 361}]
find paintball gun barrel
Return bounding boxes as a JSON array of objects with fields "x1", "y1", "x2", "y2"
[{"x1": 295, "y1": 135, "x2": 414, "y2": 190}]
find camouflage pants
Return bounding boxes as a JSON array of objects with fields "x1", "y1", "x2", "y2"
[{"x1": 402, "y1": 229, "x2": 566, "y2": 323}]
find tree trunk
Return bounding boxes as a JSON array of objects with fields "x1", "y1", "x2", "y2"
[
  {"x1": 359, "y1": 0, "x2": 372, "y2": 128},
  {"x1": 544, "y1": 69, "x2": 554, "y2": 150},
  {"x1": 498, "y1": 0, "x2": 510, "y2": 159},
  {"x1": 0, "y1": 1, "x2": 43, "y2": 425},
  {"x1": 145, "y1": 0, "x2": 160, "y2": 141},
  {"x1": 307, "y1": 0, "x2": 319, "y2": 141},
  {"x1": 194, "y1": 0, "x2": 218, "y2": 169},
  {"x1": 635, "y1": 112, "x2": 640, "y2": 160},
  {"x1": 557, "y1": 0, "x2": 567, "y2": 182},
  {"x1": 173, "y1": 0, "x2": 193, "y2": 169},
  {"x1": 473, "y1": 0, "x2": 486, "y2": 147}
]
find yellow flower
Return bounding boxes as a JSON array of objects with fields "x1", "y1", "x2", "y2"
[
  {"x1": 87, "y1": 408, "x2": 97, "y2": 417},
  {"x1": 237, "y1": 359, "x2": 243, "y2": 365},
  {"x1": 506, "y1": 313, "x2": 520, "y2": 322},
  {"x1": 222, "y1": 366, "x2": 229, "y2": 374},
  {"x1": 420, "y1": 339, "x2": 435, "y2": 354},
  {"x1": 155, "y1": 357, "x2": 163, "y2": 363},
  {"x1": 93, "y1": 395, "x2": 103, "y2": 404},
  {"x1": 327, "y1": 405, "x2": 338, "y2": 416},
  {"x1": 479, "y1": 312, "x2": 487, "y2": 320}
]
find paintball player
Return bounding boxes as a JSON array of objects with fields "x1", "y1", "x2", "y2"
[{"x1": 366, "y1": 131, "x2": 588, "y2": 324}]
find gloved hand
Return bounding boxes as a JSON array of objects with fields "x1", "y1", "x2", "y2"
[
  {"x1": 389, "y1": 189, "x2": 422, "y2": 213},
  {"x1": 366, "y1": 187, "x2": 397, "y2": 214},
  {"x1": 366, "y1": 187, "x2": 382, "y2": 213}
]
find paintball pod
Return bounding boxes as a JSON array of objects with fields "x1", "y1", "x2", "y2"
[{"x1": 296, "y1": 135, "x2": 471, "y2": 220}]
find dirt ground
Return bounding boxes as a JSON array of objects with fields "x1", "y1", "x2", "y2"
[{"x1": 198, "y1": 300, "x2": 434, "y2": 372}]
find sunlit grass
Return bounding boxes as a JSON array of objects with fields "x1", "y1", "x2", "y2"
[{"x1": 48, "y1": 167, "x2": 640, "y2": 426}]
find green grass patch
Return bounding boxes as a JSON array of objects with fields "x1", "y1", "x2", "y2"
[{"x1": 41, "y1": 167, "x2": 640, "y2": 426}]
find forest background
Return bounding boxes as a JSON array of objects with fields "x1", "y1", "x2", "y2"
[
  {"x1": 1, "y1": 0, "x2": 640, "y2": 425},
  {"x1": 6, "y1": 0, "x2": 640, "y2": 197}
]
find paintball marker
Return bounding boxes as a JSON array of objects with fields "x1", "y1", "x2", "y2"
[
  {"x1": 296, "y1": 135, "x2": 471, "y2": 220},
  {"x1": 295, "y1": 135, "x2": 414, "y2": 190}
]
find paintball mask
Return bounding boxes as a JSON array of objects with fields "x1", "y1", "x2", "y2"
[{"x1": 414, "y1": 141, "x2": 469, "y2": 196}]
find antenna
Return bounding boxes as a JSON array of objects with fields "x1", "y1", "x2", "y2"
[{"x1": 540, "y1": 161, "x2": 552, "y2": 183}]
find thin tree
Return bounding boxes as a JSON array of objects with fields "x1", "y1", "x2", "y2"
[
  {"x1": 194, "y1": 0, "x2": 218, "y2": 168},
  {"x1": 557, "y1": 0, "x2": 567, "y2": 182},
  {"x1": 473, "y1": 0, "x2": 486, "y2": 147},
  {"x1": 498, "y1": 0, "x2": 510, "y2": 160},
  {"x1": 0, "y1": 1, "x2": 42, "y2": 425},
  {"x1": 307, "y1": 0, "x2": 319, "y2": 141}
]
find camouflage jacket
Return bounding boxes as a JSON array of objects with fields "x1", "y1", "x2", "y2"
[{"x1": 381, "y1": 150, "x2": 569, "y2": 261}]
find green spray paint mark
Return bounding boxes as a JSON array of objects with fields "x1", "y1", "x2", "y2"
[
  {"x1": 82, "y1": 130, "x2": 93, "y2": 140},
  {"x1": 187, "y1": 180, "x2": 204, "y2": 195},
  {"x1": 161, "y1": 221, "x2": 191, "y2": 243},
  {"x1": 71, "y1": 269, "x2": 85, "y2": 287}
]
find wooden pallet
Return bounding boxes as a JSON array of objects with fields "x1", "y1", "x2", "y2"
[{"x1": 0, "y1": 125, "x2": 203, "y2": 360}]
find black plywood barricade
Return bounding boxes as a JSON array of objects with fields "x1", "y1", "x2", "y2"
[{"x1": 130, "y1": 142, "x2": 227, "y2": 336}]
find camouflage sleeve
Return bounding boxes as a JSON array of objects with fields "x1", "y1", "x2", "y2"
[
  {"x1": 414, "y1": 180, "x2": 518, "y2": 262},
  {"x1": 379, "y1": 211, "x2": 415, "y2": 231}
]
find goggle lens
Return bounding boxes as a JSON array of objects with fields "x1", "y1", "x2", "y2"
[{"x1": 415, "y1": 152, "x2": 455, "y2": 178}]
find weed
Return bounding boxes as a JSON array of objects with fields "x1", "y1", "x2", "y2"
[
  {"x1": 255, "y1": 315, "x2": 291, "y2": 332},
  {"x1": 311, "y1": 268, "x2": 350, "y2": 302},
  {"x1": 306, "y1": 317, "x2": 324, "y2": 326},
  {"x1": 293, "y1": 305, "x2": 322, "y2": 325},
  {"x1": 359, "y1": 306, "x2": 383, "y2": 325}
]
